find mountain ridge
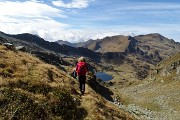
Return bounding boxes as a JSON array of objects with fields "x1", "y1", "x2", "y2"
[
  {"x1": 55, "y1": 33, "x2": 180, "y2": 65},
  {"x1": 0, "y1": 31, "x2": 101, "y2": 61}
]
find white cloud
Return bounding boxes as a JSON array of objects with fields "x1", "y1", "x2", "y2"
[
  {"x1": 52, "y1": 0, "x2": 93, "y2": 9},
  {"x1": 1, "y1": 18, "x2": 69, "y2": 34},
  {"x1": 42, "y1": 24, "x2": 180, "y2": 43},
  {"x1": 0, "y1": 0, "x2": 70, "y2": 39},
  {"x1": 0, "y1": 1, "x2": 66, "y2": 18},
  {"x1": 37, "y1": 29, "x2": 135, "y2": 43}
]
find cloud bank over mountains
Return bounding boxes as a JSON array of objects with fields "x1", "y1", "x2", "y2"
[{"x1": 0, "y1": 0, "x2": 180, "y2": 42}]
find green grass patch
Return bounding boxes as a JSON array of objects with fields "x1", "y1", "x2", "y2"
[{"x1": 141, "y1": 101, "x2": 161, "y2": 111}]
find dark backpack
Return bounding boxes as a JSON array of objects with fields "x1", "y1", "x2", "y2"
[{"x1": 73, "y1": 70, "x2": 77, "y2": 78}]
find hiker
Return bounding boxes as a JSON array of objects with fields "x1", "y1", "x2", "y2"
[{"x1": 76, "y1": 57, "x2": 88, "y2": 95}]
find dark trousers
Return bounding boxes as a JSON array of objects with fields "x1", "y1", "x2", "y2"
[{"x1": 78, "y1": 75, "x2": 86, "y2": 95}]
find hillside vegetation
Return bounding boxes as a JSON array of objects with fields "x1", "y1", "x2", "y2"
[{"x1": 0, "y1": 45, "x2": 134, "y2": 120}]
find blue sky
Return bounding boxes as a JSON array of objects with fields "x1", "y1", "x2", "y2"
[{"x1": 0, "y1": 0, "x2": 180, "y2": 42}]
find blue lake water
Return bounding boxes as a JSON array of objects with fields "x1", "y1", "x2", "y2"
[{"x1": 95, "y1": 72, "x2": 113, "y2": 81}]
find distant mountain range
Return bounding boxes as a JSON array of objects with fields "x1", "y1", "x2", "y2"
[
  {"x1": 55, "y1": 40, "x2": 74, "y2": 47},
  {"x1": 1, "y1": 31, "x2": 179, "y2": 61},
  {"x1": 56, "y1": 33, "x2": 180, "y2": 80},
  {"x1": 56, "y1": 33, "x2": 180, "y2": 64},
  {"x1": 55, "y1": 39, "x2": 95, "y2": 48},
  {"x1": 0, "y1": 31, "x2": 100, "y2": 61},
  {"x1": 0, "y1": 31, "x2": 180, "y2": 80}
]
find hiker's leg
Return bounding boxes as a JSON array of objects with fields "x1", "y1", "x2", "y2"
[
  {"x1": 79, "y1": 76, "x2": 86, "y2": 95},
  {"x1": 78, "y1": 76, "x2": 83, "y2": 93},
  {"x1": 81, "y1": 75, "x2": 86, "y2": 92}
]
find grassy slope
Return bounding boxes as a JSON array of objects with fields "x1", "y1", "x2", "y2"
[
  {"x1": 0, "y1": 45, "x2": 135, "y2": 120},
  {"x1": 117, "y1": 53, "x2": 180, "y2": 119}
]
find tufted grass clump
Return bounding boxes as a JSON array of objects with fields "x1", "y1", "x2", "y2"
[
  {"x1": 0, "y1": 67, "x2": 14, "y2": 78},
  {"x1": 6, "y1": 80, "x2": 53, "y2": 95},
  {"x1": 0, "y1": 88, "x2": 48, "y2": 120},
  {"x1": 0, "y1": 81, "x2": 87, "y2": 120},
  {"x1": 50, "y1": 89, "x2": 87, "y2": 120}
]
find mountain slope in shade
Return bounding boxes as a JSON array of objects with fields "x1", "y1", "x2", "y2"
[
  {"x1": 0, "y1": 31, "x2": 101, "y2": 61},
  {"x1": 55, "y1": 40, "x2": 74, "y2": 47},
  {"x1": 55, "y1": 39, "x2": 96, "y2": 48}
]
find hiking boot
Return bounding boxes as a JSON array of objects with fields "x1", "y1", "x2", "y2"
[{"x1": 81, "y1": 90, "x2": 84, "y2": 95}]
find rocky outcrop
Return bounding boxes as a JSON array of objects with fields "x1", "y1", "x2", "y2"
[
  {"x1": 125, "y1": 36, "x2": 138, "y2": 53},
  {"x1": 55, "y1": 40, "x2": 74, "y2": 47},
  {"x1": 134, "y1": 33, "x2": 180, "y2": 59},
  {"x1": 31, "y1": 51, "x2": 70, "y2": 71},
  {"x1": 101, "y1": 52, "x2": 125, "y2": 64}
]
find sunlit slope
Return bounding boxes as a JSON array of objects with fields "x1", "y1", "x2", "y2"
[
  {"x1": 118, "y1": 52, "x2": 180, "y2": 119},
  {"x1": 0, "y1": 45, "x2": 135, "y2": 120}
]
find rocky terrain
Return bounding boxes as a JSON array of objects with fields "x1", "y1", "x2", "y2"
[{"x1": 134, "y1": 33, "x2": 180, "y2": 59}]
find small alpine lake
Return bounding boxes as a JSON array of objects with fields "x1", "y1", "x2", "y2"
[{"x1": 95, "y1": 72, "x2": 113, "y2": 81}]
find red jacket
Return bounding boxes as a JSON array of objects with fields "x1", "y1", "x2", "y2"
[{"x1": 76, "y1": 62, "x2": 88, "y2": 76}]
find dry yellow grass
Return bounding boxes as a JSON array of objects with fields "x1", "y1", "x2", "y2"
[{"x1": 0, "y1": 45, "x2": 135, "y2": 120}]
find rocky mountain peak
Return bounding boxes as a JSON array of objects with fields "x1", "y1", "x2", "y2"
[{"x1": 56, "y1": 40, "x2": 74, "y2": 47}]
